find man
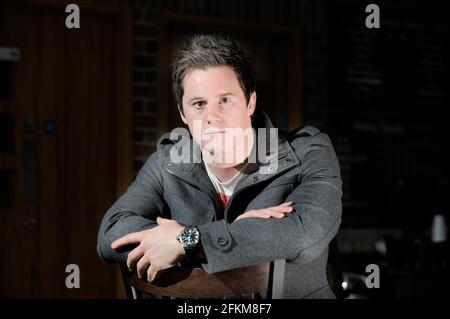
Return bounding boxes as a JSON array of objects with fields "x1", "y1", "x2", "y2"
[{"x1": 97, "y1": 34, "x2": 342, "y2": 298}]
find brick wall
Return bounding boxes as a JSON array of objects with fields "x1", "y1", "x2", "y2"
[{"x1": 93, "y1": 0, "x2": 329, "y2": 176}]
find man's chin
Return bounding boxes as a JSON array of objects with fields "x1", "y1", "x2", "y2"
[
  {"x1": 201, "y1": 149, "x2": 248, "y2": 168},
  {"x1": 204, "y1": 161, "x2": 242, "y2": 169}
]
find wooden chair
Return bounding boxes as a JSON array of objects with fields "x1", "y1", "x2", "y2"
[{"x1": 120, "y1": 260, "x2": 286, "y2": 299}]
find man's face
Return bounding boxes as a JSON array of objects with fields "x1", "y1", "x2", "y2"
[{"x1": 179, "y1": 66, "x2": 256, "y2": 168}]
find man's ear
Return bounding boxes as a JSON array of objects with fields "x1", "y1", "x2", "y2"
[
  {"x1": 178, "y1": 105, "x2": 188, "y2": 125},
  {"x1": 247, "y1": 91, "x2": 257, "y2": 117}
]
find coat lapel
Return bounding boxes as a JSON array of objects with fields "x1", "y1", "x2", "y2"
[{"x1": 160, "y1": 110, "x2": 301, "y2": 221}]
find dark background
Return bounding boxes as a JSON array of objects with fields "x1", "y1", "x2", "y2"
[{"x1": 0, "y1": 0, "x2": 448, "y2": 298}]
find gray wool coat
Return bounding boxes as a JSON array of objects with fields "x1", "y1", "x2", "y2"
[{"x1": 97, "y1": 111, "x2": 342, "y2": 298}]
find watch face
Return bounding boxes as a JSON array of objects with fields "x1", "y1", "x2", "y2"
[{"x1": 180, "y1": 228, "x2": 199, "y2": 247}]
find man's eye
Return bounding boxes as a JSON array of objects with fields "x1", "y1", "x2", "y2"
[
  {"x1": 220, "y1": 97, "x2": 231, "y2": 104},
  {"x1": 193, "y1": 101, "x2": 206, "y2": 109}
]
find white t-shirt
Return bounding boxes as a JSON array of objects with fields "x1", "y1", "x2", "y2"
[{"x1": 204, "y1": 162, "x2": 247, "y2": 217}]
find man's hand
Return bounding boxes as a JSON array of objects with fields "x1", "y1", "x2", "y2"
[
  {"x1": 111, "y1": 217, "x2": 185, "y2": 282},
  {"x1": 234, "y1": 201, "x2": 294, "y2": 222}
]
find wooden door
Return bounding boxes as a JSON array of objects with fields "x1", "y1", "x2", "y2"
[{"x1": 0, "y1": 0, "x2": 131, "y2": 298}]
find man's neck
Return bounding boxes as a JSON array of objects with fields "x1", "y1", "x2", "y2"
[{"x1": 205, "y1": 162, "x2": 246, "y2": 182}]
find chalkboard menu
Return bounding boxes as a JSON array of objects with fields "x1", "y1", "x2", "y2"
[{"x1": 328, "y1": 1, "x2": 449, "y2": 231}]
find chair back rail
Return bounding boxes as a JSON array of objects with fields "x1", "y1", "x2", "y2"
[{"x1": 121, "y1": 260, "x2": 285, "y2": 299}]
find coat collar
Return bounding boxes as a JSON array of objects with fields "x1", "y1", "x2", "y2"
[{"x1": 159, "y1": 110, "x2": 300, "y2": 190}]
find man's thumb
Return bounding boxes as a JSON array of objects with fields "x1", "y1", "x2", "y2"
[{"x1": 156, "y1": 216, "x2": 169, "y2": 225}]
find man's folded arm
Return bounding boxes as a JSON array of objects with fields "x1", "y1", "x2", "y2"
[
  {"x1": 97, "y1": 152, "x2": 166, "y2": 264},
  {"x1": 197, "y1": 132, "x2": 343, "y2": 274}
]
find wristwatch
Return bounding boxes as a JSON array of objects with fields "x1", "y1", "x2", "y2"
[{"x1": 176, "y1": 226, "x2": 200, "y2": 259}]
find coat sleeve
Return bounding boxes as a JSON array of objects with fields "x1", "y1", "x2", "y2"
[
  {"x1": 197, "y1": 132, "x2": 343, "y2": 273},
  {"x1": 96, "y1": 152, "x2": 166, "y2": 263}
]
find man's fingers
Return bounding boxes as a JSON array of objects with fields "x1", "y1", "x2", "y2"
[
  {"x1": 246, "y1": 211, "x2": 269, "y2": 219},
  {"x1": 156, "y1": 216, "x2": 170, "y2": 225},
  {"x1": 111, "y1": 232, "x2": 143, "y2": 250},
  {"x1": 271, "y1": 205, "x2": 294, "y2": 213},
  {"x1": 250, "y1": 212, "x2": 271, "y2": 219},
  {"x1": 236, "y1": 211, "x2": 270, "y2": 221},
  {"x1": 147, "y1": 265, "x2": 158, "y2": 283},
  {"x1": 266, "y1": 208, "x2": 286, "y2": 218},
  {"x1": 235, "y1": 203, "x2": 295, "y2": 222},
  {"x1": 136, "y1": 256, "x2": 150, "y2": 279},
  {"x1": 126, "y1": 246, "x2": 145, "y2": 271},
  {"x1": 235, "y1": 211, "x2": 255, "y2": 221},
  {"x1": 279, "y1": 201, "x2": 294, "y2": 207}
]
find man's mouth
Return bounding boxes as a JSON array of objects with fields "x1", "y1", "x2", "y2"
[{"x1": 203, "y1": 128, "x2": 226, "y2": 136}]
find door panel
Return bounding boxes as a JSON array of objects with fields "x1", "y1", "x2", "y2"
[{"x1": 0, "y1": 1, "x2": 131, "y2": 298}]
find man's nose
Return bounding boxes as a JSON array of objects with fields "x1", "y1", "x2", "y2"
[{"x1": 206, "y1": 102, "x2": 223, "y2": 124}]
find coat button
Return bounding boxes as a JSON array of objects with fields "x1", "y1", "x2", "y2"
[
  {"x1": 217, "y1": 238, "x2": 229, "y2": 247},
  {"x1": 168, "y1": 161, "x2": 173, "y2": 166},
  {"x1": 252, "y1": 176, "x2": 259, "y2": 181},
  {"x1": 286, "y1": 157, "x2": 292, "y2": 162}
]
